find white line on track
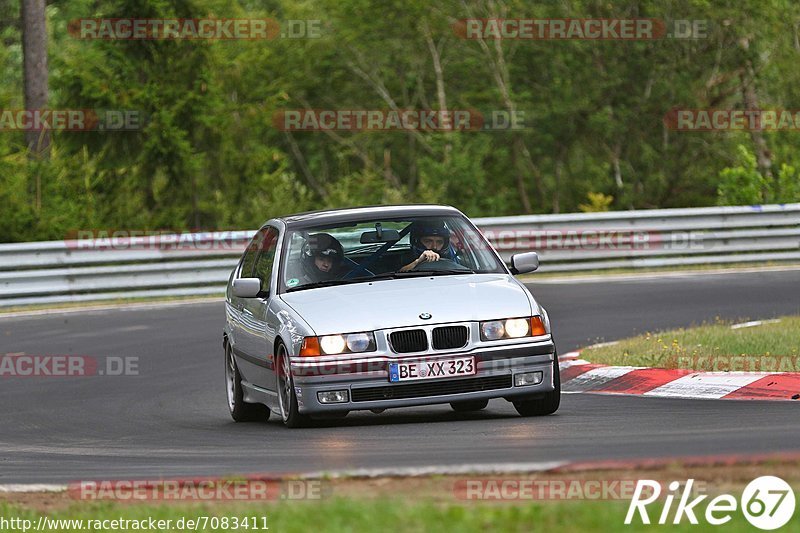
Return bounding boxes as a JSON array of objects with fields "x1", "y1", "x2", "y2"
[
  {"x1": 527, "y1": 265, "x2": 800, "y2": 284},
  {"x1": 0, "y1": 484, "x2": 66, "y2": 493},
  {"x1": 561, "y1": 366, "x2": 640, "y2": 392},
  {"x1": 730, "y1": 319, "x2": 781, "y2": 329},
  {"x1": 0, "y1": 462, "x2": 570, "y2": 492},
  {"x1": 643, "y1": 373, "x2": 766, "y2": 399},
  {"x1": 0, "y1": 297, "x2": 221, "y2": 320},
  {"x1": 257, "y1": 462, "x2": 570, "y2": 480}
]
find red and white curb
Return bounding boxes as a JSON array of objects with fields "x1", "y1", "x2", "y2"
[{"x1": 559, "y1": 353, "x2": 800, "y2": 401}]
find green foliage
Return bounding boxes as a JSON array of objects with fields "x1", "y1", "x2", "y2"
[
  {"x1": 718, "y1": 145, "x2": 800, "y2": 205},
  {"x1": 775, "y1": 163, "x2": 800, "y2": 203},
  {"x1": 2, "y1": 0, "x2": 800, "y2": 242},
  {"x1": 717, "y1": 145, "x2": 768, "y2": 205},
  {"x1": 578, "y1": 192, "x2": 614, "y2": 213}
]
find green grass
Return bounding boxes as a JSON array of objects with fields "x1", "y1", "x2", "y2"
[
  {"x1": 582, "y1": 315, "x2": 800, "y2": 370},
  {"x1": 4, "y1": 497, "x2": 797, "y2": 532}
]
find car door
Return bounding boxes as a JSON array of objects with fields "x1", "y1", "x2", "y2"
[
  {"x1": 237, "y1": 226, "x2": 280, "y2": 391},
  {"x1": 227, "y1": 228, "x2": 263, "y2": 358}
]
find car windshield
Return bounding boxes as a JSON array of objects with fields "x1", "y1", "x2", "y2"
[{"x1": 281, "y1": 215, "x2": 506, "y2": 292}]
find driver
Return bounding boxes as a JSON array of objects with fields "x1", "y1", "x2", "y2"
[
  {"x1": 399, "y1": 220, "x2": 460, "y2": 272},
  {"x1": 300, "y1": 233, "x2": 345, "y2": 283}
]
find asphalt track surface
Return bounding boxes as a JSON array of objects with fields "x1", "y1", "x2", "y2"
[{"x1": 1, "y1": 270, "x2": 799, "y2": 483}]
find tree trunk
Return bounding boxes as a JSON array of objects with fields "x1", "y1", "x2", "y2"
[
  {"x1": 21, "y1": 0, "x2": 50, "y2": 159},
  {"x1": 739, "y1": 37, "x2": 773, "y2": 184}
]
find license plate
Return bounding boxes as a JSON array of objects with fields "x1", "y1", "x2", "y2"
[{"x1": 389, "y1": 357, "x2": 476, "y2": 382}]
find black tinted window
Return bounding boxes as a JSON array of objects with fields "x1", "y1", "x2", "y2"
[
  {"x1": 240, "y1": 227, "x2": 271, "y2": 278},
  {"x1": 253, "y1": 227, "x2": 280, "y2": 292}
]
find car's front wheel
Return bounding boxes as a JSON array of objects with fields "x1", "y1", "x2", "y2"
[
  {"x1": 225, "y1": 342, "x2": 269, "y2": 422},
  {"x1": 450, "y1": 399, "x2": 489, "y2": 412},
  {"x1": 276, "y1": 343, "x2": 312, "y2": 428},
  {"x1": 512, "y1": 350, "x2": 561, "y2": 417}
]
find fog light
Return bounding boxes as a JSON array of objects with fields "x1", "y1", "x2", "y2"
[
  {"x1": 317, "y1": 390, "x2": 349, "y2": 404},
  {"x1": 514, "y1": 371, "x2": 543, "y2": 387}
]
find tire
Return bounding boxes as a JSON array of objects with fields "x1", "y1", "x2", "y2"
[
  {"x1": 276, "y1": 343, "x2": 312, "y2": 428},
  {"x1": 450, "y1": 399, "x2": 489, "y2": 412},
  {"x1": 225, "y1": 342, "x2": 270, "y2": 422},
  {"x1": 513, "y1": 350, "x2": 561, "y2": 417}
]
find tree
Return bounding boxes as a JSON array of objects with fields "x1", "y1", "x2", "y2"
[{"x1": 21, "y1": 0, "x2": 49, "y2": 158}]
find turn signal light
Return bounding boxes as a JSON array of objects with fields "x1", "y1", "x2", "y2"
[
  {"x1": 530, "y1": 316, "x2": 547, "y2": 336},
  {"x1": 300, "y1": 336, "x2": 321, "y2": 357}
]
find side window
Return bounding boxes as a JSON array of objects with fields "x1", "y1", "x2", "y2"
[
  {"x1": 253, "y1": 227, "x2": 280, "y2": 293},
  {"x1": 239, "y1": 228, "x2": 270, "y2": 278},
  {"x1": 239, "y1": 230, "x2": 264, "y2": 278}
]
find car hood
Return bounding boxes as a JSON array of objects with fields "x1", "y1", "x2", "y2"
[{"x1": 280, "y1": 273, "x2": 533, "y2": 335}]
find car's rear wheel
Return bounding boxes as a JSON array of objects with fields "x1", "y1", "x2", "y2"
[
  {"x1": 513, "y1": 350, "x2": 561, "y2": 417},
  {"x1": 225, "y1": 342, "x2": 269, "y2": 422},
  {"x1": 276, "y1": 343, "x2": 312, "y2": 428},
  {"x1": 450, "y1": 399, "x2": 489, "y2": 412}
]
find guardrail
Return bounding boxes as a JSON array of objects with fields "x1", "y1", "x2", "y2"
[{"x1": 1, "y1": 204, "x2": 798, "y2": 307}]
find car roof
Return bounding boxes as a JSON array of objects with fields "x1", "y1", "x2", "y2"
[{"x1": 275, "y1": 204, "x2": 464, "y2": 228}]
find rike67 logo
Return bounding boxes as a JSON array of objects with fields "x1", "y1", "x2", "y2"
[{"x1": 626, "y1": 477, "x2": 795, "y2": 529}]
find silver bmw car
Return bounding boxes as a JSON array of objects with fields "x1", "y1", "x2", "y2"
[{"x1": 223, "y1": 204, "x2": 559, "y2": 427}]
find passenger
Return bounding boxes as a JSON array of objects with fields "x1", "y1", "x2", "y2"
[
  {"x1": 399, "y1": 220, "x2": 461, "y2": 272},
  {"x1": 300, "y1": 233, "x2": 345, "y2": 283}
]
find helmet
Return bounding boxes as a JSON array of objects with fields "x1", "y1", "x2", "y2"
[
  {"x1": 302, "y1": 233, "x2": 344, "y2": 280},
  {"x1": 410, "y1": 220, "x2": 455, "y2": 259}
]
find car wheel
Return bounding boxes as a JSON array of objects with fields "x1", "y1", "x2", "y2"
[
  {"x1": 225, "y1": 342, "x2": 269, "y2": 422},
  {"x1": 450, "y1": 399, "x2": 489, "y2": 412},
  {"x1": 513, "y1": 349, "x2": 561, "y2": 417},
  {"x1": 276, "y1": 343, "x2": 312, "y2": 428}
]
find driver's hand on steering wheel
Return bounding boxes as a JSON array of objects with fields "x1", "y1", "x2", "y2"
[{"x1": 417, "y1": 250, "x2": 440, "y2": 264}]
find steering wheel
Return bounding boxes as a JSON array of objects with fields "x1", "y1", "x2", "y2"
[{"x1": 411, "y1": 258, "x2": 471, "y2": 272}]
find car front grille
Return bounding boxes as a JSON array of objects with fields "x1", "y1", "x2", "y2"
[
  {"x1": 351, "y1": 375, "x2": 512, "y2": 402},
  {"x1": 432, "y1": 326, "x2": 469, "y2": 350},
  {"x1": 389, "y1": 329, "x2": 428, "y2": 353}
]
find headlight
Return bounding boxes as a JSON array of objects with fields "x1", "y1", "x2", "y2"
[
  {"x1": 480, "y1": 317, "x2": 547, "y2": 341},
  {"x1": 319, "y1": 335, "x2": 347, "y2": 355},
  {"x1": 346, "y1": 333, "x2": 372, "y2": 352},
  {"x1": 505, "y1": 318, "x2": 530, "y2": 338},
  {"x1": 303, "y1": 332, "x2": 377, "y2": 356},
  {"x1": 480, "y1": 320, "x2": 505, "y2": 340}
]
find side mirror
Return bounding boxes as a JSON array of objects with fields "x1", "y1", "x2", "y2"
[
  {"x1": 232, "y1": 277, "x2": 263, "y2": 298},
  {"x1": 509, "y1": 252, "x2": 539, "y2": 275}
]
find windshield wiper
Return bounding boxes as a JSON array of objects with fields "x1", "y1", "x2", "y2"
[
  {"x1": 394, "y1": 269, "x2": 476, "y2": 277},
  {"x1": 284, "y1": 273, "x2": 398, "y2": 292}
]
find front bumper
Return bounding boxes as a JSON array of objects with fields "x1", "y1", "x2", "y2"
[{"x1": 290, "y1": 337, "x2": 555, "y2": 414}]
